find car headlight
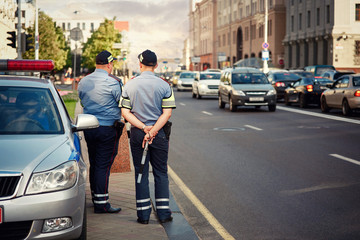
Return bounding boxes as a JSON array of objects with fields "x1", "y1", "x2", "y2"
[
  {"x1": 26, "y1": 161, "x2": 78, "y2": 195},
  {"x1": 199, "y1": 83, "x2": 207, "y2": 89},
  {"x1": 267, "y1": 89, "x2": 276, "y2": 95},
  {"x1": 233, "y1": 90, "x2": 246, "y2": 96},
  {"x1": 177, "y1": 80, "x2": 182, "y2": 85}
]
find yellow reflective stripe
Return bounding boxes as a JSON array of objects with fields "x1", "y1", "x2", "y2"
[
  {"x1": 162, "y1": 89, "x2": 176, "y2": 108},
  {"x1": 120, "y1": 96, "x2": 132, "y2": 109},
  {"x1": 108, "y1": 55, "x2": 113, "y2": 62}
]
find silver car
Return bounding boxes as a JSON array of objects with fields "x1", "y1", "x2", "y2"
[
  {"x1": 0, "y1": 60, "x2": 99, "y2": 239},
  {"x1": 177, "y1": 71, "x2": 196, "y2": 91},
  {"x1": 320, "y1": 74, "x2": 360, "y2": 115}
]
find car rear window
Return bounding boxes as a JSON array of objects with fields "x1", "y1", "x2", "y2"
[
  {"x1": 274, "y1": 73, "x2": 300, "y2": 81},
  {"x1": 353, "y1": 77, "x2": 360, "y2": 86},
  {"x1": 200, "y1": 73, "x2": 221, "y2": 80},
  {"x1": 315, "y1": 67, "x2": 335, "y2": 76},
  {"x1": 0, "y1": 87, "x2": 63, "y2": 134},
  {"x1": 232, "y1": 73, "x2": 269, "y2": 84}
]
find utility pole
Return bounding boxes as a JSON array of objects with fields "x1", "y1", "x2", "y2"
[
  {"x1": 263, "y1": 0, "x2": 269, "y2": 73},
  {"x1": 17, "y1": 0, "x2": 22, "y2": 59},
  {"x1": 35, "y1": 0, "x2": 39, "y2": 60}
]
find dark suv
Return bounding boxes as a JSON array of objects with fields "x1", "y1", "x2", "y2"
[{"x1": 218, "y1": 67, "x2": 277, "y2": 112}]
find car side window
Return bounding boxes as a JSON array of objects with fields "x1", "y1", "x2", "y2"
[
  {"x1": 353, "y1": 77, "x2": 360, "y2": 86},
  {"x1": 341, "y1": 77, "x2": 349, "y2": 88},
  {"x1": 293, "y1": 80, "x2": 300, "y2": 87}
]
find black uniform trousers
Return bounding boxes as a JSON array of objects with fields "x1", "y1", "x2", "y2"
[
  {"x1": 84, "y1": 125, "x2": 120, "y2": 211},
  {"x1": 130, "y1": 127, "x2": 172, "y2": 221}
]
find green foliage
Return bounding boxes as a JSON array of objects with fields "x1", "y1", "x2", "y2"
[
  {"x1": 82, "y1": 18, "x2": 122, "y2": 71},
  {"x1": 61, "y1": 91, "x2": 79, "y2": 120},
  {"x1": 23, "y1": 11, "x2": 70, "y2": 72}
]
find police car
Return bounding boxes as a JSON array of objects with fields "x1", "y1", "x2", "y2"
[{"x1": 0, "y1": 60, "x2": 99, "y2": 239}]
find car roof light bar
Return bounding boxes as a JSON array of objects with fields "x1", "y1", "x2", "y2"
[{"x1": 0, "y1": 59, "x2": 54, "y2": 72}]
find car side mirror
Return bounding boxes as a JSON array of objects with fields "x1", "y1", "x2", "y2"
[{"x1": 72, "y1": 114, "x2": 99, "y2": 132}]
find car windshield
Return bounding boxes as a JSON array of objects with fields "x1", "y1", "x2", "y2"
[
  {"x1": 232, "y1": 73, "x2": 269, "y2": 84},
  {"x1": 0, "y1": 87, "x2": 63, "y2": 134},
  {"x1": 274, "y1": 73, "x2": 300, "y2": 80},
  {"x1": 353, "y1": 77, "x2": 360, "y2": 86},
  {"x1": 180, "y1": 73, "x2": 195, "y2": 78},
  {"x1": 200, "y1": 73, "x2": 221, "y2": 80}
]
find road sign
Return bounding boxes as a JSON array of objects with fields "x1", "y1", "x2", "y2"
[
  {"x1": 262, "y1": 50, "x2": 269, "y2": 61},
  {"x1": 218, "y1": 56, "x2": 227, "y2": 62},
  {"x1": 70, "y1": 27, "x2": 83, "y2": 41},
  {"x1": 262, "y1": 42, "x2": 269, "y2": 49},
  {"x1": 191, "y1": 57, "x2": 200, "y2": 63},
  {"x1": 278, "y1": 58, "x2": 284, "y2": 65}
]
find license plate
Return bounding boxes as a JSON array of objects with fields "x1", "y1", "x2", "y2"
[
  {"x1": 249, "y1": 97, "x2": 264, "y2": 101},
  {"x1": 0, "y1": 206, "x2": 3, "y2": 224}
]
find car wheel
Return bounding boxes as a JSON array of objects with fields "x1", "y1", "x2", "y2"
[
  {"x1": 196, "y1": 89, "x2": 201, "y2": 99},
  {"x1": 76, "y1": 200, "x2": 87, "y2": 240},
  {"x1": 229, "y1": 96, "x2": 236, "y2": 112},
  {"x1": 268, "y1": 104, "x2": 276, "y2": 112},
  {"x1": 342, "y1": 99, "x2": 352, "y2": 116},
  {"x1": 218, "y1": 95, "x2": 225, "y2": 109},
  {"x1": 299, "y1": 94, "x2": 307, "y2": 108},
  {"x1": 284, "y1": 94, "x2": 291, "y2": 106},
  {"x1": 177, "y1": 88, "x2": 181, "y2": 92},
  {"x1": 321, "y1": 96, "x2": 330, "y2": 113}
]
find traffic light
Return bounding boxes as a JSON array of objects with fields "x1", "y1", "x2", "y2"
[
  {"x1": 21, "y1": 33, "x2": 34, "y2": 52},
  {"x1": 7, "y1": 31, "x2": 16, "y2": 48}
]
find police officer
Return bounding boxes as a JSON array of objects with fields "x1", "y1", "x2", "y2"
[
  {"x1": 78, "y1": 50, "x2": 122, "y2": 214},
  {"x1": 120, "y1": 49, "x2": 176, "y2": 224}
]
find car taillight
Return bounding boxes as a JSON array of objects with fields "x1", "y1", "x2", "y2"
[
  {"x1": 0, "y1": 59, "x2": 54, "y2": 72},
  {"x1": 275, "y1": 82, "x2": 285, "y2": 87},
  {"x1": 355, "y1": 90, "x2": 360, "y2": 97},
  {"x1": 306, "y1": 85, "x2": 313, "y2": 92}
]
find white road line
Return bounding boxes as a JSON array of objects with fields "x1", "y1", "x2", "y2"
[
  {"x1": 277, "y1": 106, "x2": 360, "y2": 125},
  {"x1": 168, "y1": 166, "x2": 235, "y2": 240},
  {"x1": 179, "y1": 102, "x2": 186, "y2": 106},
  {"x1": 244, "y1": 125, "x2": 263, "y2": 131},
  {"x1": 330, "y1": 154, "x2": 360, "y2": 166},
  {"x1": 202, "y1": 111, "x2": 213, "y2": 116}
]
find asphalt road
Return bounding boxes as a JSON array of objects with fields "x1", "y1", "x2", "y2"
[{"x1": 168, "y1": 91, "x2": 360, "y2": 240}]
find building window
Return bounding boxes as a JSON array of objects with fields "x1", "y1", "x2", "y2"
[
  {"x1": 291, "y1": 15, "x2": 294, "y2": 32},
  {"x1": 246, "y1": 5, "x2": 250, "y2": 17},
  {"x1": 233, "y1": 31, "x2": 236, "y2": 44},
  {"x1": 268, "y1": 20, "x2": 272, "y2": 36},
  {"x1": 259, "y1": 25, "x2": 264, "y2": 38},
  {"x1": 82, "y1": 23, "x2": 86, "y2": 30},
  {"x1": 269, "y1": 0, "x2": 273, "y2": 8},
  {"x1": 307, "y1": 10, "x2": 311, "y2": 28},
  {"x1": 356, "y1": 4, "x2": 360, "y2": 21},
  {"x1": 68, "y1": 22, "x2": 71, "y2": 30},
  {"x1": 260, "y1": 0, "x2": 264, "y2": 11},
  {"x1": 91, "y1": 23, "x2": 94, "y2": 32},
  {"x1": 356, "y1": 41, "x2": 360, "y2": 56},
  {"x1": 245, "y1": 27, "x2": 249, "y2": 41},
  {"x1": 22, "y1": 10, "x2": 25, "y2": 18},
  {"x1": 228, "y1": 33, "x2": 230, "y2": 45},
  {"x1": 251, "y1": 24, "x2": 256, "y2": 39},
  {"x1": 317, "y1": 8, "x2": 320, "y2": 26},
  {"x1": 218, "y1": 36, "x2": 221, "y2": 47},
  {"x1": 326, "y1": 5, "x2": 330, "y2": 23},
  {"x1": 62, "y1": 22, "x2": 65, "y2": 31},
  {"x1": 223, "y1": 34, "x2": 226, "y2": 46},
  {"x1": 77, "y1": 23, "x2": 80, "y2": 28},
  {"x1": 299, "y1": 13, "x2": 302, "y2": 30}
]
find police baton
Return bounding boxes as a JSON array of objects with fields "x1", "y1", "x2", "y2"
[{"x1": 137, "y1": 140, "x2": 149, "y2": 184}]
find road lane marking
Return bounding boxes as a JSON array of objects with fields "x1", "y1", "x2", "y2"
[
  {"x1": 179, "y1": 102, "x2": 186, "y2": 106},
  {"x1": 277, "y1": 106, "x2": 360, "y2": 125},
  {"x1": 168, "y1": 166, "x2": 235, "y2": 240},
  {"x1": 330, "y1": 154, "x2": 360, "y2": 166},
  {"x1": 244, "y1": 125, "x2": 263, "y2": 131},
  {"x1": 202, "y1": 111, "x2": 213, "y2": 116}
]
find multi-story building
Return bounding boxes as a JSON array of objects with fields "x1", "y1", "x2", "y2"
[
  {"x1": 283, "y1": 0, "x2": 360, "y2": 72},
  {"x1": 189, "y1": 0, "x2": 287, "y2": 70}
]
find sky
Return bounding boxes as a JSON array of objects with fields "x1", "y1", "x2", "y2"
[{"x1": 37, "y1": 0, "x2": 191, "y2": 72}]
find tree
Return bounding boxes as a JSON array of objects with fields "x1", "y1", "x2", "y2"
[
  {"x1": 23, "y1": 11, "x2": 70, "y2": 72},
  {"x1": 82, "y1": 18, "x2": 122, "y2": 71}
]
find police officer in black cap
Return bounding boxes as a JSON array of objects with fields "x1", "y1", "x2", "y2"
[
  {"x1": 78, "y1": 50, "x2": 122, "y2": 214},
  {"x1": 120, "y1": 49, "x2": 176, "y2": 224}
]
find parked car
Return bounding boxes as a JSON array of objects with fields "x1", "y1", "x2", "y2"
[
  {"x1": 320, "y1": 74, "x2": 360, "y2": 115},
  {"x1": 284, "y1": 77, "x2": 333, "y2": 108},
  {"x1": 0, "y1": 59, "x2": 99, "y2": 240},
  {"x1": 267, "y1": 71, "x2": 301, "y2": 100},
  {"x1": 218, "y1": 67, "x2": 277, "y2": 112},
  {"x1": 304, "y1": 65, "x2": 336, "y2": 77},
  {"x1": 320, "y1": 70, "x2": 355, "y2": 81},
  {"x1": 177, "y1": 71, "x2": 196, "y2": 91},
  {"x1": 192, "y1": 72, "x2": 221, "y2": 99}
]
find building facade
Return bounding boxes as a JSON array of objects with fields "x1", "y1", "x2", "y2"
[
  {"x1": 283, "y1": 0, "x2": 360, "y2": 72},
  {"x1": 189, "y1": 0, "x2": 286, "y2": 70}
]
